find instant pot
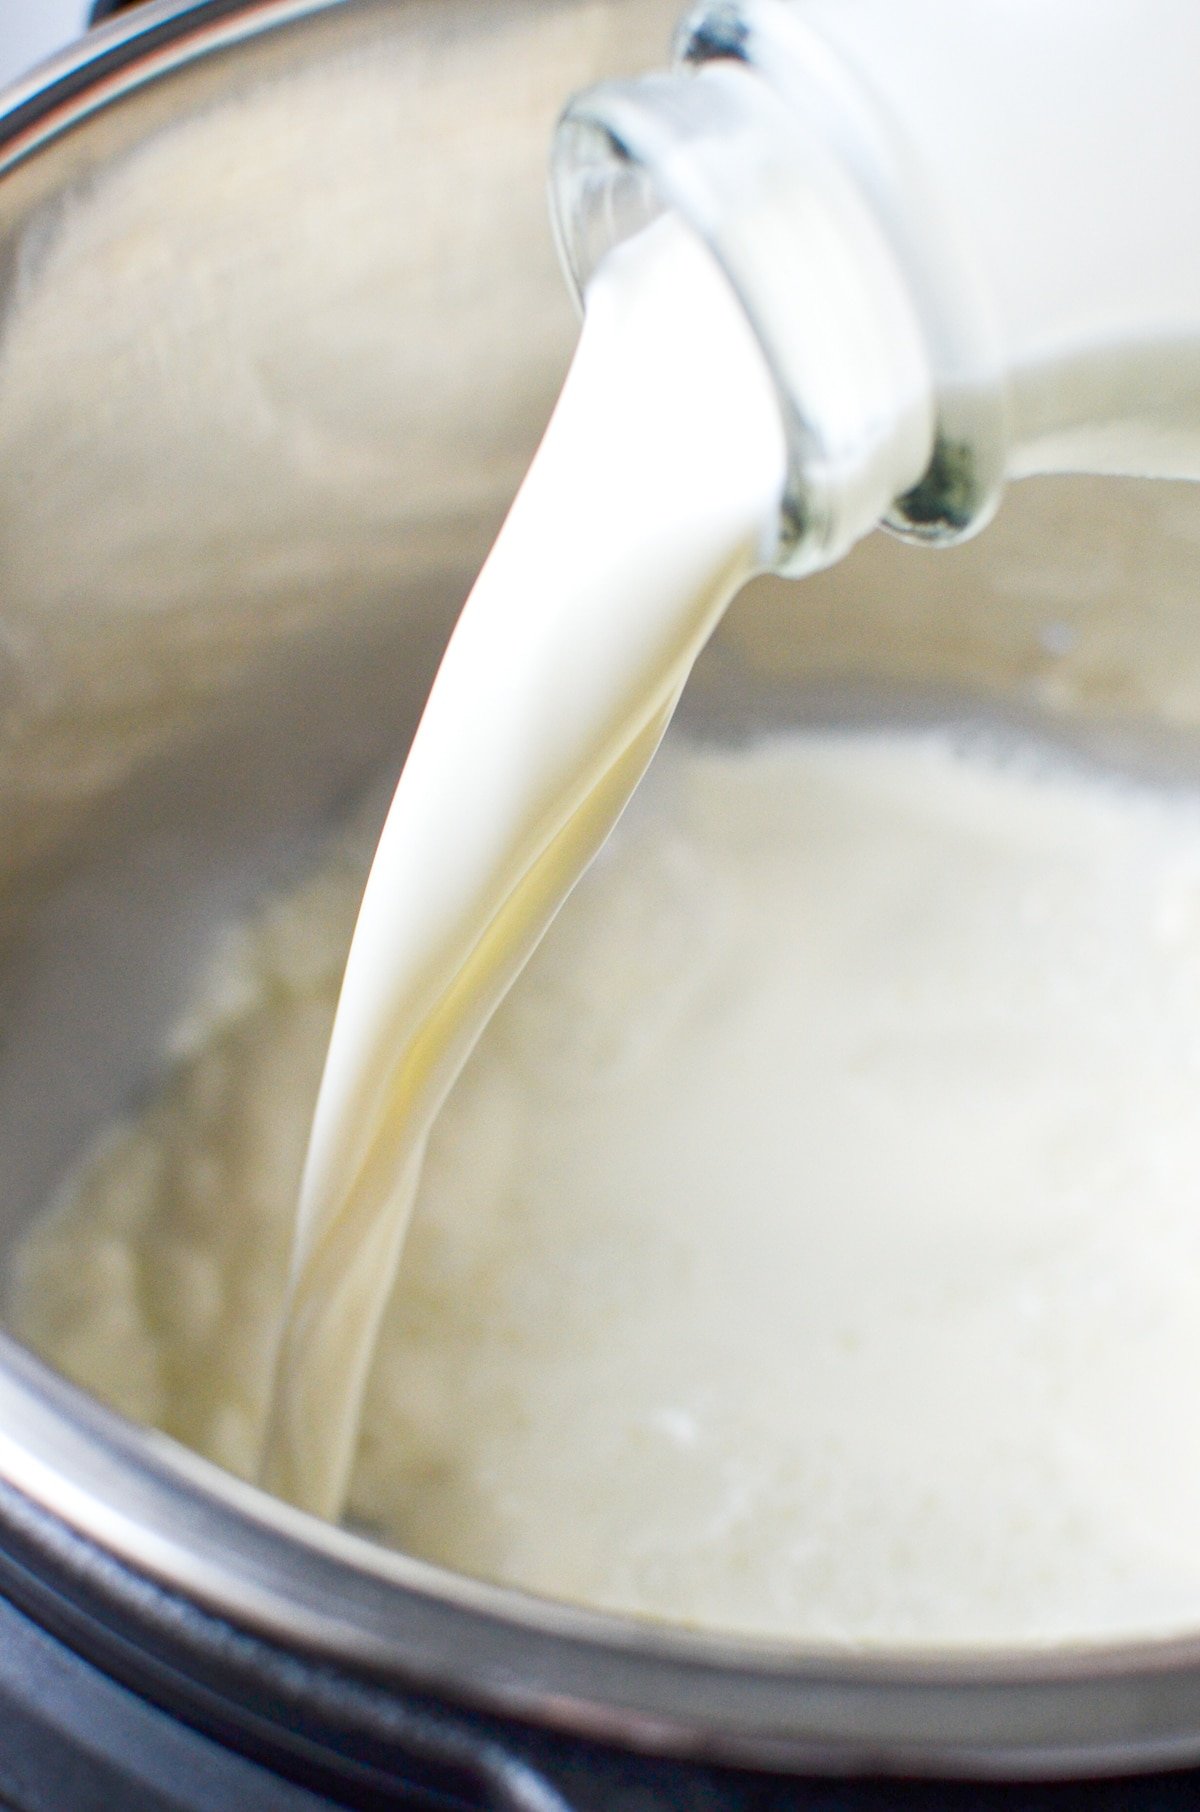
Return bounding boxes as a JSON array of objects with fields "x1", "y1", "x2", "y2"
[{"x1": 4, "y1": 0, "x2": 1200, "y2": 1804}]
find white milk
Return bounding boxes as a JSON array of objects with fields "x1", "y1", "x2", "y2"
[
  {"x1": 258, "y1": 216, "x2": 788, "y2": 1516},
  {"x1": 21, "y1": 725, "x2": 1200, "y2": 1647}
]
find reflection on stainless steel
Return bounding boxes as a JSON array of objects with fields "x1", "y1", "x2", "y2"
[{"x1": 4, "y1": 0, "x2": 1200, "y2": 1779}]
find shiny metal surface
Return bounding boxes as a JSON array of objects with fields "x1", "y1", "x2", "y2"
[{"x1": 5, "y1": 0, "x2": 1200, "y2": 1779}]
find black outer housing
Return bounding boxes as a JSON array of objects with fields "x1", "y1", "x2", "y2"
[
  {"x1": 0, "y1": 1479, "x2": 1197, "y2": 1812},
  {"x1": 88, "y1": 0, "x2": 151, "y2": 18}
]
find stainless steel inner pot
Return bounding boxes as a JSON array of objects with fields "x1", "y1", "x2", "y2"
[{"x1": 5, "y1": 0, "x2": 1200, "y2": 1783}]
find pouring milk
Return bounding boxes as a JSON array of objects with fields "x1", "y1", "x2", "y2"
[
  {"x1": 259, "y1": 218, "x2": 790, "y2": 1514},
  {"x1": 263, "y1": 0, "x2": 1200, "y2": 1518}
]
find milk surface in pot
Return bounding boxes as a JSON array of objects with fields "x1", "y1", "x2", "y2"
[{"x1": 22, "y1": 715, "x2": 1200, "y2": 1647}]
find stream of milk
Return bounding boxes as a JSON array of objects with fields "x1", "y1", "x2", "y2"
[{"x1": 258, "y1": 215, "x2": 788, "y2": 1516}]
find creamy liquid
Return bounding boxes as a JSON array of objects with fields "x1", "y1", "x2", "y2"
[
  {"x1": 258, "y1": 216, "x2": 787, "y2": 1516},
  {"x1": 20, "y1": 725, "x2": 1200, "y2": 1647}
]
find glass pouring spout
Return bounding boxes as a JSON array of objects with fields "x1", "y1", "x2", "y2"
[{"x1": 551, "y1": 0, "x2": 1200, "y2": 576}]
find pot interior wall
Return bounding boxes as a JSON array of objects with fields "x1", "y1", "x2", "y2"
[{"x1": 0, "y1": 0, "x2": 666, "y2": 1235}]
